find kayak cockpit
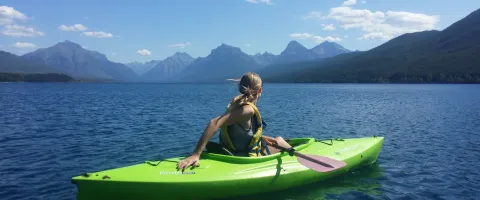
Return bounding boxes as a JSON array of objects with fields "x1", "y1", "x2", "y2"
[{"x1": 202, "y1": 138, "x2": 315, "y2": 164}]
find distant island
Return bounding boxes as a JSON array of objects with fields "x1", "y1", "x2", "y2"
[{"x1": 1, "y1": 8, "x2": 479, "y2": 84}]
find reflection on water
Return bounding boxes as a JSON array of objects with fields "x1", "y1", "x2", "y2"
[{"x1": 228, "y1": 163, "x2": 384, "y2": 200}]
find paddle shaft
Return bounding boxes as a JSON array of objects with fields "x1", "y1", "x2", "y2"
[{"x1": 269, "y1": 143, "x2": 335, "y2": 168}]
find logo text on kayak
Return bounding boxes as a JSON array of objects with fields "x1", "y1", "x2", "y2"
[{"x1": 160, "y1": 171, "x2": 195, "y2": 175}]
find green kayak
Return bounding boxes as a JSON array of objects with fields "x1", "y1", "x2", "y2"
[{"x1": 71, "y1": 136, "x2": 384, "y2": 200}]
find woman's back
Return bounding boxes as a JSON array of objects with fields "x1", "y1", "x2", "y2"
[{"x1": 223, "y1": 116, "x2": 258, "y2": 156}]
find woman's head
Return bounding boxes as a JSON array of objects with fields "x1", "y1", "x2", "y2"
[
  {"x1": 228, "y1": 72, "x2": 263, "y2": 109},
  {"x1": 238, "y1": 72, "x2": 262, "y2": 96}
]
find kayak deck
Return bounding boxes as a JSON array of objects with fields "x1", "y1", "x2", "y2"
[{"x1": 72, "y1": 136, "x2": 384, "y2": 200}]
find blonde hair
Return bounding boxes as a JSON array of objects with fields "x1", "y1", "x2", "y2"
[{"x1": 227, "y1": 72, "x2": 263, "y2": 110}]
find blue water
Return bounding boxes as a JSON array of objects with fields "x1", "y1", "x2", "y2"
[{"x1": 1, "y1": 83, "x2": 479, "y2": 200}]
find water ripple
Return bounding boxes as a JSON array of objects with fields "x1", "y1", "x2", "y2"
[{"x1": 1, "y1": 83, "x2": 479, "y2": 200}]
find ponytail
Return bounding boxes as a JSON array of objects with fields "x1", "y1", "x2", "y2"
[
  {"x1": 227, "y1": 73, "x2": 262, "y2": 110},
  {"x1": 227, "y1": 87, "x2": 259, "y2": 110}
]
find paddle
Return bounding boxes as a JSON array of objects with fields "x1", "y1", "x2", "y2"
[{"x1": 268, "y1": 143, "x2": 347, "y2": 172}]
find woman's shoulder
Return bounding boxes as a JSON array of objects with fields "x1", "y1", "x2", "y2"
[
  {"x1": 230, "y1": 104, "x2": 256, "y2": 115},
  {"x1": 241, "y1": 104, "x2": 258, "y2": 116}
]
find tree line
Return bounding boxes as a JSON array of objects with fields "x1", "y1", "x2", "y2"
[{"x1": 0, "y1": 73, "x2": 74, "y2": 82}]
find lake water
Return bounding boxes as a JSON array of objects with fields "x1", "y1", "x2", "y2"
[{"x1": 1, "y1": 83, "x2": 479, "y2": 200}]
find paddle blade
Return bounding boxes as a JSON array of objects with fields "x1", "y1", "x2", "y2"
[{"x1": 296, "y1": 154, "x2": 347, "y2": 172}]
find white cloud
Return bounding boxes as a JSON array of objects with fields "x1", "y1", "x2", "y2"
[
  {"x1": 289, "y1": 33, "x2": 341, "y2": 43},
  {"x1": 361, "y1": 1, "x2": 367, "y2": 3},
  {"x1": 81, "y1": 31, "x2": 113, "y2": 38},
  {"x1": 0, "y1": 7, "x2": 46, "y2": 38},
  {"x1": 289, "y1": 33, "x2": 313, "y2": 39},
  {"x1": 312, "y1": 36, "x2": 342, "y2": 43},
  {"x1": 0, "y1": 6, "x2": 28, "y2": 25},
  {"x1": 168, "y1": 42, "x2": 192, "y2": 48},
  {"x1": 385, "y1": 11, "x2": 438, "y2": 29},
  {"x1": 260, "y1": 0, "x2": 274, "y2": 5},
  {"x1": 344, "y1": 35, "x2": 349, "y2": 38},
  {"x1": 328, "y1": 6, "x2": 385, "y2": 27},
  {"x1": 1, "y1": 25, "x2": 44, "y2": 37},
  {"x1": 342, "y1": 0, "x2": 357, "y2": 6},
  {"x1": 82, "y1": 46, "x2": 88, "y2": 49},
  {"x1": 359, "y1": 32, "x2": 390, "y2": 40},
  {"x1": 326, "y1": 6, "x2": 439, "y2": 40},
  {"x1": 246, "y1": 0, "x2": 274, "y2": 5},
  {"x1": 245, "y1": 44, "x2": 251, "y2": 47},
  {"x1": 58, "y1": 24, "x2": 88, "y2": 31},
  {"x1": 303, "y1": 11, "x2": 324, "y2": 20},
  {"x1": 322, "y1": 24, "x2": 336, "y2": 31},
  {"x1": 12, "y1": 42, "x2": 36, "y2": 48},
  {"x1": 136, "y1": 49, "x2": 151, "y2": 56}
]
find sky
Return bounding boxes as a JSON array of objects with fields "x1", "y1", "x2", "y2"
[{"x1": 1, "y1": 0, "x2": 479, "y2": 63}]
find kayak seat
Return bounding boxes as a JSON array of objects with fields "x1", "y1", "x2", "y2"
[{"x1": 206, "y1": 141, "x2": 234, "y2": 156}]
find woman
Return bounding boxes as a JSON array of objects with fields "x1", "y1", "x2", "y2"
[{"x1": 177, "y1": 72, "x2": 291, "y2": 171}]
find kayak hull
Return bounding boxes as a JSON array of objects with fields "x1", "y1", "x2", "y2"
[{"x1": 72, "y1": 136, "x2": 384, "y2": 200}]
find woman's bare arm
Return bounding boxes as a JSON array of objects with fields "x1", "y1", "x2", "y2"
[{"x1": 177, "y1": 105, "x2": 255, "y2": 170}]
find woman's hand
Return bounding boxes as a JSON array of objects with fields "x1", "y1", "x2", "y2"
[
  {"x1": 177, "y1": 154, "x2": 200, "y2": 171},
  {"x1": 263, "y1": 136, "x2": 278, "y2": 146}
]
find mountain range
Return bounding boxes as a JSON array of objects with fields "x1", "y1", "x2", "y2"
[
  {"x1": 142, "y1": 52, "x2": 195, "y2": 81},
  {"x1": 252, "y1": 52, "x2": 277, "y2": 66},
  {"x1": 262, "y1": 8, "x2": 480, "y2": 83},
  {"x1": 20, "y1": 40, "x2": 138, "y2": 81},
  {"x1": 1, "y1": 8, "x2": 479, "y2": 83},
  {"x1": 0, "y1": 38, "x2": 350, "y2": 82},
  {"x1": 126, "y1": 60, "x2": 162, "y2": 75},
  {"x1": 132, "y1": 40, "x2": 349, "y2": 82},
  {"x1": 0, "y1": 50, "x2": 60, "y2": 74}
]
